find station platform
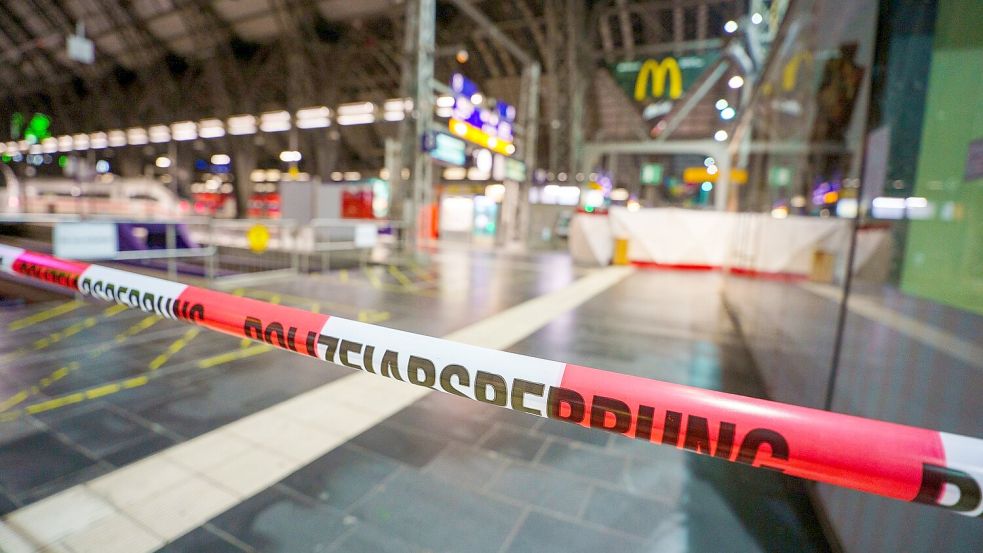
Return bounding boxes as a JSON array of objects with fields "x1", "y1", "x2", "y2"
[{"x1": 2, "y1": 248, "x2": 833, "y2": 552}]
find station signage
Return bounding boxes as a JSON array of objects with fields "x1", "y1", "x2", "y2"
[
  {"x1": 449, "y1": 73, "x2": 516, "y2": 157},
  {"x1": 425, "y1": 132, "x2": 467, "y2": 166},
  {"x1": 640, "y1": 163, "x2": 663, "y2": 185},
  {"x1": 609, "y1": 53, "x2": 719, "y2": 121}
]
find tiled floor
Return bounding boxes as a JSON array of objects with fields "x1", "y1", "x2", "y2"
[{"x1": 1, "y1": 248, "x2": 830, "y2": 552}]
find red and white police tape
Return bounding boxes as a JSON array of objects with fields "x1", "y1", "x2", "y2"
[{"x1": 1, "y1": 243, "x2": 981, "y2": 516}]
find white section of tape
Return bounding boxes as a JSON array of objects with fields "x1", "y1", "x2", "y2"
[
  {"x1": 0, "y1": 243, "x2": 25, "y2": 275},
  {"x1": 318, "y1": 317, "x2": 567, "y2": 414},
  {"x1": 940, "y1": 432, "x2": 983, "y2": 516},
  {"x1": 78, "y1": 266, "x2": 188, "y2": 318}
]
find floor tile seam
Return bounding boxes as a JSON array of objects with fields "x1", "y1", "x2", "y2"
[
  {"x1": 574, "y1": 484, "x2": 596, "y2": 520},
  {"x1": 513, "y1": 500, "x2": 651, "y2": 544},
  {"x1": 200, "y1": 522, "x2": 257, "y2": 553},
  {"x1": 52, "y1": 508, "x2": 170, "y2": 552},
  {"x1": 495, "y1": 506, "x2": 533, "y2": 553}
]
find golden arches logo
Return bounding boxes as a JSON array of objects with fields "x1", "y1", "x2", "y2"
[{"x1": 633, "y1": 58, "x2": 683, "y2": 101}]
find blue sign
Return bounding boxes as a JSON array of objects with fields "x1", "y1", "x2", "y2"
[{"x1": 451, "y1": 74, "x2": 516, "y2": 143}]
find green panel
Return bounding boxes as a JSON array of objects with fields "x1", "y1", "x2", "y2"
[
  {"x1": 608, "y1": 53, "x2": 719, "y2": 103},
  {"x1": 640, "y1": 163, "x2": 663, "y2": 185},
  {"x1": 900, "y1": 0, "x2": 983, "y2": 315}
]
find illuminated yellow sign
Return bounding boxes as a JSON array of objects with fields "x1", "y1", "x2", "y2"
[
  {"x1": 449, "y1": 118, "x2": 515, "y2": 157},
  {"x1": 246, "y1": 224, "x2": 270, "y2": 253},
  {"x1": 633, "y1": 58, "x2": 683, "y2": 101},
  {"x1": 682, "y1": 166, "x2": 748, "y2": 185}
]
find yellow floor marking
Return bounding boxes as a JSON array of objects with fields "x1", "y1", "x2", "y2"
[
  {"x1": 363, "y1": 266, "x2": 384, "y2": 289},
  {"x1": 197, "y1": 344, "x2": 272, "y2": 369},
  {"x1": 357, "y1": 309, "x2": 391, "y2": 324},
  {"x1": 7, "y1": 300, "x2": 86, "y2": 331},
  {"x1": 15, "y1": 375, "x2": 150, "y2": 418},
  {"x1": 148, "y1": 327, "x2": 201, "y2": 370},
  {"x1": 116, "y1": 314, "x2": 162, "y2": 342},
  {"x1": 339, "y1": 269, "x2": 349, "y2": 283},
  {"x1": 407, "y1": 261, "x2": 437, "y2": 282},
  {"x1": 0, "y1": 390, "x2": 29, "y2": 413},
  {"x1": 387, "y1": 265, "x2": 417, "y2": 291}
]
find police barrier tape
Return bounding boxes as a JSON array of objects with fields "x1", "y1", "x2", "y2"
[{"x1": 1, "y1": 243, "x2": 981, "y2": 517}]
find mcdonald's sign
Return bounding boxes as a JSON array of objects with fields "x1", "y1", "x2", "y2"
[
  {"x1": 634, "y1": 58, "x2": 683, "y2": 101},
  {"x1": 609, "y1": 53, "x2": 719, "y2": 106}
]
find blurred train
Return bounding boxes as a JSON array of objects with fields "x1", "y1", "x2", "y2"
[{"x1": 0, "y1": 169, "x2": 183, "y2": 218}]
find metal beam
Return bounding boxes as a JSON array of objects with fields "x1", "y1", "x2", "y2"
[{"x1": 446, "y1": 0, "x2": 534, "y2": 66}]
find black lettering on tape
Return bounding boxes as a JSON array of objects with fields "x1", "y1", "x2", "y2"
[
  {"x1": 590, "y1": 395, "x2": 632, "y2": 434},
  {"x1": 407, "y1": 356, "x2": 436, "y2": 388},
  {"x1": 475, "y1": 371, "x2": 507, "y2": 406},
  {"x1": 244, "y1": 317, "x2": 263, "y2": 340},
  {"x1": 735, "y1": 429, "x2": 789, "y2": 471},
  {"x1": 318, "y1": 335, "x2": 340, "y2": 363},
  {"x1": 381, "y1": 350, "x2": 403, "y2": 380},
  {"x1": 635, "y1": 404, "x2": 656, "y2": 441},
  {"x1": 661, "y1": 411, "x2": 682, "y2": 446},
  {"x1": 305, "y1": 331, "x2": 318, "y2": 357},
  {"x1": 714, "y1": 422, "x2": 736, "y2": 460},
  {"x1": 511, "y1": 379, "x2": 545, "y2": 416},
  {"x1": 265, "y1": 322, "x2": 287, "y2": 348},
  {"x1": 142, "y1": 293, "x2": 155, "y2": 312},
  {"x1": 547, "y1": 386, "x2": 586, "y2": 423},
  {"x1": 339, "y1": 340, "x2": 363, "y2": 370},
  {"x1": 338, "y1": 340, "x2": 362, "y2": 370},
  {"x1": 362, "y1": 345, "x2": 377, "y2": 373},
  {"x1": 286, "y1": 327, "x2": 298, "y2": 352},
  {"x1": 439, "y1": 364, "x2": 469, "y2": 397},
  {"x1": 683, "y1": 415, "x2": 711, "y2": 455},
  {"x1": 914, "y1": 464, "x2": 983, "y2": 515},
  {"x1": 189, "y1": 304, "x2": 204, "y2": 322}
]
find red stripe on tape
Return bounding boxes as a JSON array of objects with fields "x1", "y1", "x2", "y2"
[
  {"x1": 11, "y1": 251, "x2": 89, "y2": 290},
  {"x1": 176, "y1": 287, "x2": 329, "y2": 357},
  {"x1": 558, "y1": 364, "x2": 945, "y2": 500}
]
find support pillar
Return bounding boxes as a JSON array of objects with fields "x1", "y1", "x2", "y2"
[
  {"x1": 396, "y1": 0, "x2": 436, "y2": 252},
  {"x1": 231, "y1": 137, "x2": 256, "y2": 218}
]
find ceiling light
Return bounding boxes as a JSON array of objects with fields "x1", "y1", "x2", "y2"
[
  {"x1": 198, "y1": 119, "x2": 225, "y2": 138},
  {"x1": 148, "y1": 125, "x2": 170, "y2": 143},
  {"x1": 337, "y1": 102, "x2": 375, "y2": 116},
  {"x1": 259, "y1": 111, "x2": 291, "y2": 133},
  {"x1": 126, "y1": 127, "x2": 148, "y2": 145},
  {"x1": 227, "y1": 115, "x2": 257, "y2": 135},
  {"x1": 171, "y1": 121, "x2": 197, "y2": 141}
]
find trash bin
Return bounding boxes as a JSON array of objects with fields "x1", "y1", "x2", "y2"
[{"x1": 613, "y1": 237, "x2": 630, "y2": 266}]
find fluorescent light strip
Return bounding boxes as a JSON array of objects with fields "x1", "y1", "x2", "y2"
[
  {"x1": 107, "y1": 130, "x2": 126, "y2": 147},
  {"x1": 148, "y1": 125, "x2": 171, "y2": 143},
  {"x1": 337, "y1": 101, "x2": 375, "y2": 116},
  {"x1": 127, "y1": 128, "x2": 148, "y2": 146},
  {"x1": 260, "y1": 111, "x2": 291, "y2": 133},
  {"x1": 227, "y1": 115, "x2": 256, "y2": 136},
  {"x1": 171, "y1": 121, "x2": 197, "y2": 141},
  {"x1": 89, "y1": 132, "x2": 108, "y2": 149},
  {"x1": 57, "y1": 135, "x2": 73, "y2": 152},
  {"x1": 337, "y1": 113, "x2": 375, "y2": 126},
  {"x1": 199, "y1": 119, "x2": 225, "y2": 139}
]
